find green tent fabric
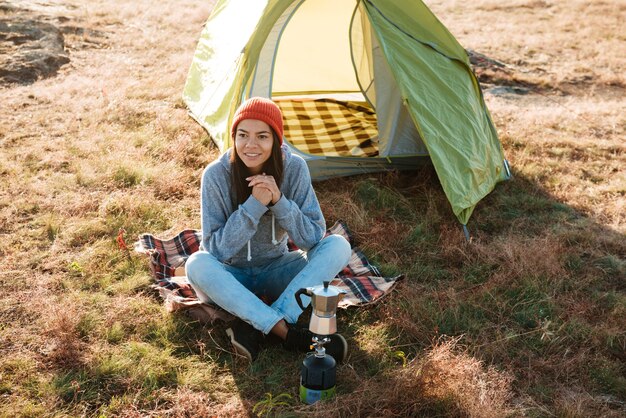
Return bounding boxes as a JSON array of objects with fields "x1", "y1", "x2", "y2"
[{"x1": 183, "y1": 0, "x2": 510, "y2": 225}]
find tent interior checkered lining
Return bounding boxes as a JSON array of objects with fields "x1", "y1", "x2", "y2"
[{"x1": 276, "y1": 98, "x2": 379, "y2": 157}]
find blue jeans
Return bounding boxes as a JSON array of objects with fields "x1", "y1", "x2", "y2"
[{"x1": 185, "y1": 234, "x2": 352, "y2": 334}]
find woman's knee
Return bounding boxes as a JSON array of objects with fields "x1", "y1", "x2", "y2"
[
  {"x1": 321, "y1": 234, "x2": 352, "y2": 263},
  {"x1": 185, "y1": 251, "x2": 218, "y2": 284}
]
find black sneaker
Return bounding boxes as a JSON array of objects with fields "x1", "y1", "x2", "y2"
[
  {"x1": 225, "y1": 319, "x2": 263, "y2": 362},
  {"x1": 283, "y1": 324, "x2": 348, "y2": 363}
]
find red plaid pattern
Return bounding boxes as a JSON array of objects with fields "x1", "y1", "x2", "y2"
[{"x1": 135, "y1": 221, "x2": 402, "y2": 311}]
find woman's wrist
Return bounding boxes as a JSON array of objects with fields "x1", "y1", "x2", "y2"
[{"x1": 269, "y1": 192, "x2": 282, "y2": 206}]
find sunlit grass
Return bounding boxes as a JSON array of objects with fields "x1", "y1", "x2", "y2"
[{"x1": 0, "y1": 0, "x2": 624, "y2": 416}]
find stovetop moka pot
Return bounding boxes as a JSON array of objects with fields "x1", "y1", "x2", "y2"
[
  {"x1": 295, "y1": 281, "x2": 346, "y2": 335},
  {"x1": 295, "y1": 280, "x2": 347, "y2": 404}
]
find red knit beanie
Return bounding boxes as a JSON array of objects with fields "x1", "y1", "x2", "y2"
[{"x1": 231, "y1": 97, "x2": 284, "y2": 144}]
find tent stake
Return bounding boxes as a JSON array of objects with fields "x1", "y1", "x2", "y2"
[{"x1": 462, "y1": 224, "x2": 471, "y2": 242}]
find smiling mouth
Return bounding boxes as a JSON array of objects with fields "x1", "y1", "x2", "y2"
[{"x1": 244, "y1": 153, "x2": 261, "y2": 157}]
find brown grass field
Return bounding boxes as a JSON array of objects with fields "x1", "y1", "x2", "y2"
[{"x1": 0, "y1": 0, "x2": 624, "y2": 416}]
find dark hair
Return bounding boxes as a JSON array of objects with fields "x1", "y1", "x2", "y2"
[{"x1": 230, "y1": 130, "x2": 284, "y2": 205}]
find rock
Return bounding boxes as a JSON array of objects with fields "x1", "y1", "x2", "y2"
[
  {"x1": 485, "y1": 86, "x2": 530, "y2": 97},
  {"x1": 466, "y1": 49, "x2": 506, "y2": 70},
  {"x1": 0, "y1": 18, "x2": 70, "y2": 85}
]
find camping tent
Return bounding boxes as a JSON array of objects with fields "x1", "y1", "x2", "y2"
[{"x1": 183, "y1": 0, "x2": 511, "y2": 225}]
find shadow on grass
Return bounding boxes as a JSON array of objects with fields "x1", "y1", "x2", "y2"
[{"x1": 315, "y1": 163, "x2": 625, "y2": 414}]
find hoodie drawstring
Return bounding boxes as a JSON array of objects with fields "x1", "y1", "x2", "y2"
[
  {"x1": 247, "y1": 214, "x2": 278, "y2": 262},
  {"x1": 271, "y1": 214, "x2": 278, "y2": 245}
]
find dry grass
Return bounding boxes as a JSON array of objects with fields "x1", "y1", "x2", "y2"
[
  {"x1": 289, "y1": 338, "x2": 514, "y2": 417},
  {"x1": 1, "y1": 0, "x2": 625, "y2": 416},
  {"x1": 432, "y1": 0, "x2": 626, "y2": 88},
  {"x1": 417, "y1": 338, "x2": 514, "y2": 417},
  {"x1": 41, "y1": 301, "x2": 88, "y2": 368}
]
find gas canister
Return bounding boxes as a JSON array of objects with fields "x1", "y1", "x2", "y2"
[{"x1": 300, "y1": 350, "x2": 337, "y2": 404}]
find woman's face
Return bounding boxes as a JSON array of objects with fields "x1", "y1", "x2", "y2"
[{"x1": 234, "y1": 119, "x2": 273, "y2": 175}]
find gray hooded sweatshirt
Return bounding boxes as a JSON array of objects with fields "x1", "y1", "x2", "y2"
[{"x1": 200, "y1": 145, "x2": 326, "y2": 267}]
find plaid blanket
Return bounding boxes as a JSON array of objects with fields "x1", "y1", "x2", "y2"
[
  {"x1": 135, "y1": 221, "x2": 402, "y2": 323},
  {"x1": 276, "y1": 99, "x2": 379, "y2": 157}
]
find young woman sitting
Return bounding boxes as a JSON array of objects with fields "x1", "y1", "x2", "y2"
[{"x1": 185, "y1": 97, "x2": 352, "y2": 362}]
